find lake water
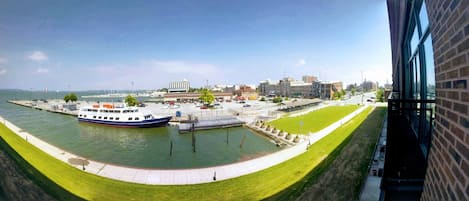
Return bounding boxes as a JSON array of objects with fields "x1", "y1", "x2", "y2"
[{"x1": 0, "y1": 90, "x2": 280, "y2": 169}]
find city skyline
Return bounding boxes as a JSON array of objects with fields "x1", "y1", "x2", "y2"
[{"x1": 0, "y1": 0, "x2": 391, "y2": 90}]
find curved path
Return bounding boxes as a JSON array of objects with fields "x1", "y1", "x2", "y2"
[{"x1": 0, "y1": 106, "x2": 367, "y2": 185}]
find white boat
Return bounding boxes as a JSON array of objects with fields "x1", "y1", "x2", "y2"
[{"x1": 78, "y1": 103, "x2": 171, "y2": 128}]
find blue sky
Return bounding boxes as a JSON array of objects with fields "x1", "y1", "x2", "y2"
[{"x1": 0, "y1": 0, "x2": 391, "y2": 90}]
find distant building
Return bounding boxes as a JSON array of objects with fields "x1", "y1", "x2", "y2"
[
  {"x1": 311, "y1": 81, "x2": 343, "y2": 100},
  {"x1": 289, "y1": 80, "x2": 313, "y2": 98},
  {"x1": 259, "y1": 78, "x2": 311, "y2": 98},
  {"x1": 235, "y1": 85, "x2": 258, "y2": 100},
  {"x1": 361, "y1": 81, "x2": 377, "y2": 92},
  {"x1": 168, "y1": 79, "x2": 190, "y2": 93},
  {"x1": 302, "y1": 75, "x2": 318, "y2": 83},
  {"x1": 259, "y1": 79, "x2": 282, "y2": 97},
  {"x1": 346, "y1": 83, "x2": 358, "y2": 91}
]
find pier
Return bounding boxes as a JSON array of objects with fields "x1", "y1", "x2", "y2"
[{"x1": 7, "y1": 100, "x2": 78, "y2": 116}]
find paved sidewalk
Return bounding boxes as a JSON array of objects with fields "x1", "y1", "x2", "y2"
[{"x1": 0, "y1": 106, "x2": 367, "y2": 185}]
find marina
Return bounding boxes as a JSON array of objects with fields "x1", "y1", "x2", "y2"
[{"x1": 0, "y1": 90, "x2": 282, "y2": 169}]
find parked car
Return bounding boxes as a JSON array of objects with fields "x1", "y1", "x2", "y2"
[{"x1": 243, "y1": 104, "x2": 251, "y2": 107}]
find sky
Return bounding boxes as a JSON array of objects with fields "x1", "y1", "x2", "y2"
[{"x1": 0, "y1": 0, "x2": 392, "y2": 91}]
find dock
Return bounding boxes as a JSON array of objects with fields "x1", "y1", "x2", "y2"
[
  {"x1": 7, "y1": 100, "x2": 78, "y2": 116},
  {"x1": 178, "y1": 118, "x2": 245, "y2": 133}
]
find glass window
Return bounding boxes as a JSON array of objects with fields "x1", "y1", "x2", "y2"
[
  {"x1": 424, "y1": 35, "x2": 435, "y2": 100},
  {"x1": 414, "y1": 55, "x2": 421, "y2": 100},
  {"x1": 419, "y1": 2, "x2": 429, "y2": 31},
  {"x1": 411, "y1": 26, "x2": 419, "y2": 54}
]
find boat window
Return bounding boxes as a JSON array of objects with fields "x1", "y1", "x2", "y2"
[
  {"x1": 104, "y1": 117, "x2": 107, "y2": 120},
  {"x1": 79, "y1": 114, "x2": 82, "y2": 117},
  {"x1": 98, "y1": 116, "x2": 102, "y2": 119},
  {"x1": 84, "y1": 115, "x2": 87, "y2": 118},
  {"x1": 110, "y1": 117, "x2": 113, "y2": 120},
  {"x1": 116, "y1": 117, "x2": 120, "y2": 120},
  {"x1": 93, "y1": 116, "x2": 96, "y2": 118},
  {"x1": 135, "y1": 117, "x2": 139, "y2": 120},
  {"x1": 128, "y1": 117, "x2": 133, "y2": 120}
]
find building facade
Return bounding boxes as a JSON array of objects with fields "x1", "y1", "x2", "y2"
[
  {"x1": 168, "y1": 80, "x2": 190, "y2": 93},
  {"x1": 302, "y1": 75, "x2": 318, "y2": 83},
  {"x1": 387, "y1": 0, "x2": 468, "y2": 200},
  {"x1": 361, "y1": 80, "x2": 378, "y2": 92},
  {"x1": 311, "y1": 81, "x2": 343, "y2": 100}
]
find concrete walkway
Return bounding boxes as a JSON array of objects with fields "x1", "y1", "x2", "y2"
[{"x1": 0, "y1": 106, "x2": 367, "y2": 185}]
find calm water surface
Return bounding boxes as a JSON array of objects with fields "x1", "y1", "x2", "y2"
[{"x1": 0, "y1": 90, "x2": 280, "y2": 169}]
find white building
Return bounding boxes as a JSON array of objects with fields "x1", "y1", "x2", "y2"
[{"x1": 168, "y1": 79, "x2": 190, "y2": 93}]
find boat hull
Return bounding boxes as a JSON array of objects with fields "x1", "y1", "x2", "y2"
[{"x1": 78, "y1": 116, "x2": 172, "y2": 128}]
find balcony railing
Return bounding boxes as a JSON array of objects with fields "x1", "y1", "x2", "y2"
[
  {"x1": 382, "y1": 92, "x2": 435, "y2": 197},
  {"x1": 387, "y1": 92, "x2": 435, "y2": 157}
]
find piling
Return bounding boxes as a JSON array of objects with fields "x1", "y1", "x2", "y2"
[
  {"x1": 226, "y1": 128, "x2": 229, "y2": 144},
  {"x1": 240, "y1": 133, "x2": 247, "y2": 148},
  {"x1": 170, "y1": 140, "x2": 173, "y2": 156},
  {"x1": 191, "y1": 123, "x2": 196, "y2": 152}
]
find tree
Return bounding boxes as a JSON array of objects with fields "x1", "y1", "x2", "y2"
[
  {"x1": 333, "y1": 90, "x2": 346, "y2": 100},
  {"x1": 376, "y1": 88, "x2": 385, "y2": 102},
  {"x1": 199, "y1": 88, "x2": 215, "y2": 104},
  {"x1": 125, "y1": 95, "x2": 138, "y2": 106},
  {"x1": 259, "y1": 97, "x2": 266, "y2": 101},
  {"x1": 351, "y1": 87, "x2": 356, "y2": 96},
  {"x1": 63, "y1": 93, "x2": 78, "y2": 103}
]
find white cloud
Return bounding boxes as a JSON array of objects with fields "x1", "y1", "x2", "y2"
[
  {"x1": 36, "y1": 68, "x2": 49, "y2": 73},
  {"x1": 0, "y1": 68, "x2": 6, "y2": 75},
  {"x1": 0, "y1": 57, "x2": 7, "y2": 64},
  {"x1": 295, "y1": 59, "x2": 306, "y2": 66},
  {"x1": 28, "y1": 51, "x2": 48, "y2": 61}
]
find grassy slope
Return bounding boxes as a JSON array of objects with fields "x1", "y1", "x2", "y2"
[
  {"x1": 268, "y1": 105, "x2": 360, "y2": 134},
  {"x1": 267, "y1": 107, "x2": 386, "y2": 201},
  {"x1": 0, "y1": 106, "x2": 373, "y2": 201}
]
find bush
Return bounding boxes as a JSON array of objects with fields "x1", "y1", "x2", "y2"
[{"x1": 272, "y1": 97, "x2": 283, "y2": 103}]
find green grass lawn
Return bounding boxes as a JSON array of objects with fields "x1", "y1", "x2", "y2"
[
  {"x1": 268, "y1": 105, "x2": 360, "y2": 134},
  {"x1": 0, "y1": 106, "x2": 374, "y2": 201}
]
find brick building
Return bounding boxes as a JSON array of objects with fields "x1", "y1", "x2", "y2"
[{"x1": 386, "y1": 0, "x2": 468, "y2": 200}]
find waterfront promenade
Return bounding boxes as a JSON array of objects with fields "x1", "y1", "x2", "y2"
[{"x1": 0, "y1": 106, "x2": 367, "y2": 185}]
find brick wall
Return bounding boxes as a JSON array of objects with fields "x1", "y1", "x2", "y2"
[{"x1": 421, "y1": 0, "x2": 469, "y2": 200}]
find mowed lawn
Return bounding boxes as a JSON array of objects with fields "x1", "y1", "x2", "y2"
[
  {"x1": 268, "y1": 105, "x2": 360, "y2": 134},
  {"x1": 0, "y1": 106, "x2": 374, "y2": 201}
]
